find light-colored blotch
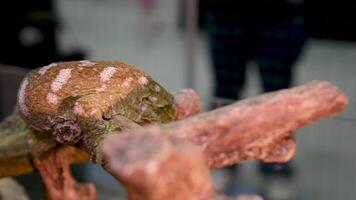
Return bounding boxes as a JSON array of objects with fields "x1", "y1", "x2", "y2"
[
  {"x1": 154, "y1": 85, "x2": 161, "y2": 92},
  {"x1": 79, "y1": 60, "x2": 96, "y2": 67},
  {"x1": 46, "y1": 93, "x2": 59, "y2": 104},
  {"x1": 122, "y1": 77, "x2": 133, "y2": 88},
  {"x1": 149, "y1": 96, "x2": 158, "y2": 102},
  {"x1": 28, "y1": 138, "x2": 34, "y2": 146},
  {"x1": 138, "y1": 76, "x2": 148, "y2": 86},
  {"x1": 74, "y1": 103, "x2": 85, "y2": 116},
  {"x1": 51, "y1": 68, "x2": 72, "y2": 92},
  {"x1": 141, "y1": 104, "x2": 148, "y2": 112},
  {"x1": 18, "y1": 77, "x2": 29, "y2": 116},
  {"x1": 38, "y1": 63, "x2": 57, "y2": 75},
  {"x1": 100, "y1": 67, "x2": 117, "y2": 82}
]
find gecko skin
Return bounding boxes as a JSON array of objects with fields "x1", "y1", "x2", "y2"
[{"x1": 17, "y1": 60, "x2": 175, "y2": 162}]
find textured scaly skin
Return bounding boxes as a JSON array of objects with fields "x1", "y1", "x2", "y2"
[{"x1": 18, "y1": 60, "x2": 176, "y2": 162}]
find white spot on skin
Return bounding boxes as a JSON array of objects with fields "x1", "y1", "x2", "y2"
[
  {"x1": 122, "y1": 77, "x2": 133, "y2": 88},
  {"x1": 154, "y1": 85, "x2": 161, "y2": 92},
  {"x1": 74, "y1": 103, "x2": 99, "y2": 117},
  {"x1": 38, "y1": 63, "x2": 57, "y2": 75},
  {"x1": 18, "y1": 77, "x2": 29, "y2": 116},
  {"x1": 149, "y1": 96, "x2": 158, "y2": 102},
  {"x1": 46, "y1": 93, "x2": 59, "y2": 104},
  {"x1": 100, "y1": 67, "x2": 117, "y2": 82},
  {"x1": 28, "y1": 138, "x2": 34, "y2": 146},
  {"x1": 138, "y1": 76, "x2": 148, "y2": 86},
  {"x1": 96, "y1": 85, "x2": 107, "y2": 92},
  {"x1": 141, "y1": 104, "x2": 148, "y2": 112},
  {"x1": 74, "y1": 103, "x2": 85, "y2": 116},
  {"x1": 51, "y1": 68, "x2": 72, "y2": 92},
  {"x1": 79, "y1": 60, "x2": 96, "y2": 67}
]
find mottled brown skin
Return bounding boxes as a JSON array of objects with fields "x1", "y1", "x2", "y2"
[
  {"x1": 10, "y1": 60, "x2": 203, "y2": 199},
  {"x1": 18, "y1": 60, "x2": 176, "y2": 161},
  {"x1": 0, "y1": 87, "x2": 201, "y2": 179}
]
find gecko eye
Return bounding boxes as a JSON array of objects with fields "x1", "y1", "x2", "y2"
[
  {"x1": 142, "y1": 96, "x2": 151, "y2": 104},
  {"x1": 102, "y1": 115, "x2": 111, "y2": 121}
]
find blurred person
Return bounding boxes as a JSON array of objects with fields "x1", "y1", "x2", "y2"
[{"x1": 202, "y1": 0, "x2": 305, "y2": 198}]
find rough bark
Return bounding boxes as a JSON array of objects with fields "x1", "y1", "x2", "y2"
[
  {"x1": 100, "y1": 81, "x2": 346, "y2": 200},
  {"x1": 34, "y1": 145, "x2": 95, "y2": 200},
  {"x1": 100, "y1": 129, "x2": 278, "y2": 200},
  {"x1": 104, "y1": 81, "x2": 347, "y2": 169},
  {"x1": 167, "y1": 81, "x2": 347, "y2": 168},
  {"x1": 102, "y1": 130, "x2": 260, "y2": 200},
  {"x1": 0, "y1": 112, "x2": 90, "y2": 178},
  {"x1": 164, "y1": 81, "x2": 348, "y2": 168},
  {"x1": 0, "y1": 112, "x2": 33, "y2": 178},
  {"x1": 0, "y1": 155, "x2": 33, "y2": 179},
  {"x1": 102, "y1": 129, "x2": 214, "y2": 200}
]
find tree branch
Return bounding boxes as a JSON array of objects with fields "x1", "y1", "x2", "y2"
[
  {"x1": 103, "y1": 81, "x2": 347, "y2": 169},
  {"x1": 102, "y1": 130, "x2": 261, "y2": 200},
  {"x1": 34, "y1": 146, "x2": 95, "y2": 200},
  {"x1": 165, "y1": 81, "x2": 348, "y2": 168},
  {"x1": 173, "y1": 89, "x2": 201, "y2": 120}
]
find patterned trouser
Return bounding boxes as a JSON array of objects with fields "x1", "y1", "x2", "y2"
[
  {"x1": 206, "y1": 16, "x2": 305, "y2": 99},
  {"x1": 205, "y1": 15, "x2": 305, "y2": 175}
]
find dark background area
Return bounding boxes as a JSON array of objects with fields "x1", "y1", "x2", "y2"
[
  {"x1": 305, "y1": 0, "x2": 356, "y2": 41},
  {"x1": 195, "y1": 0, "x2": 356, "y2": 41},
  {"x1": 1, "y1": 0, "x2": 356, "y2": 69},
  {"x1": 0, "y1": 0, "x2": 84, "y2": 69}
]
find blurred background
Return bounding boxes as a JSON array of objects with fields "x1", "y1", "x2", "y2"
[{"x1": 0, "y1": 0, "x2": 355, "y2": 200}]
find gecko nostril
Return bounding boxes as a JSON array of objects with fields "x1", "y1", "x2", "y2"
[{"x1": 53, "y1": 120, "x2": 82, "y2": 145}]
